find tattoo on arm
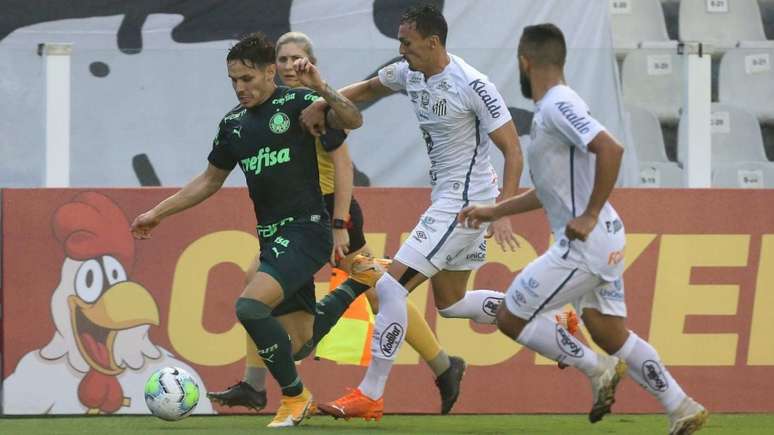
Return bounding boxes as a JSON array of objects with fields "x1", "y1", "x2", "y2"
[{"x1": 318, "y1": 82, "x2": 362, "y2": 129}]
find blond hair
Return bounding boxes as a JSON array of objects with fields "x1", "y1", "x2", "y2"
[{"x1": 276, "y1": 31, "x2": 317, "y2": 65}]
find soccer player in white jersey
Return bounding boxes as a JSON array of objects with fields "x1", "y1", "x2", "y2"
[
  {"x1": 461, "y1": 24, "x2": 707, "y2": 435},
  {"x1": 302, "y1": 5, "x2": 523, "y2": 419}
]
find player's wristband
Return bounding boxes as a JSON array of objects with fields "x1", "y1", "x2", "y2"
[{"x1": 332, "y1": 218, "x2": 347, "y2": 229}]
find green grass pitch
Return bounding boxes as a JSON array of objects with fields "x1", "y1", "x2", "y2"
[{"x1": 0, "y1": 414, "x2": 772, "y2": 434}]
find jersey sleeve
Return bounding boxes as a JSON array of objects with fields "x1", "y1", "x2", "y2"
[
  {"x1": 544, "y1": 94, "x2": 605, "y2": 152},
  {"x1": 207, "y1": 119, "x2": 238, "y2": 170},
  {"x1": 318, "y1": 125, "x2": 347, "y2": 152},
  {"x1": 465, "y1": 77, "x2": 512, "y2": 134},
  {"x1": 377, "y1": 60, "x2": 410, "y2": 91}
]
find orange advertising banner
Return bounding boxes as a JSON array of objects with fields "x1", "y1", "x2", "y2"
[{"x1": 2, "y1": 187, "x2": 774, "y2": 415}]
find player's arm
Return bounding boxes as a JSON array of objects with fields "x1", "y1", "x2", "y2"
[
  {"x1": 293, "y1": 58, "x2": 362, "y2": 130},
  {"x1": 302, "y1": 77, "x2": 394, "y2": 135},
  {"x1": 131, "y1": 164, "x2": 230, "y2": 239},
  {"x1": 490, "y1": 121, "x2": 523, "y2": 203},
  {"x1": 486, "y1": 121, "x2": 524, "y2": 250},
  {"x1": 328, "y1": 142, "x2": 354, "y2": 264},
  {"x1": 460, "y1": 189, "x2": 542, "y2": 229},
  {"x1": 565, "y1": 131, "x2": 623, "y2": 241}
]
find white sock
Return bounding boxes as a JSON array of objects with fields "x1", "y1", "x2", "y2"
[
  {"x1": 516, "y1": 315, "x2": 600, "y2": 377},
  {"x1": 358, "y1": 273, "x2": 408, "y2": 400},
  {"x1": 244, "y1": 366, "x2": 267, "y2": 392},
  {"x1": 437, "y1": 290, "x2": 504, "y2": 324},
  {"x1": 614, "y1": 331, "x2": 687, "y2": 413}
]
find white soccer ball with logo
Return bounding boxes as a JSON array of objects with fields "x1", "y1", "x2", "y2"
[{"x1": 144, "y1": 367, "x2": 200, "y2": 421}]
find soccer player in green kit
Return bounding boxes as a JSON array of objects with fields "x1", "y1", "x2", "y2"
[{"x1": 130, "y1": 32, "x2": 364, "y2": 427}]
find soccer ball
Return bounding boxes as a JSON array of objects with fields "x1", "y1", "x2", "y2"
[{"x1": 144, "y1": 367, "x2": 200, "y2": 421}]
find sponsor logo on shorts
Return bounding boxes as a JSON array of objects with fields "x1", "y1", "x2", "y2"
[
  {"x1": 520, "y1": 277, "x2": 540, "y2": 297},
  {"x1": 380, "y1": 323, "x2": 404, "y2": 357},
  {"x1": 599, "y1": 287, "x2": 624, "y2": 301},
  {"x1": 452, "y1": 182, "x2": 461, "y2": 191},
  {"x1": 605, "y1": 219, "x2": 623, "y2": 234},
  {"x1": 413, "y1": 230, "x2": 428, "y2": 242},
  {"x1": 555, "y1": 324, "x2": 584, "y2": 358},
  {"x1": 608, "y1": 250, "x2": 624, "y2": 265},
  {"x1": 465, "y1": 251, "x2": 486, "y2": 261},
  {"x1": 642, "y1": 360, "x2": 668, "y2": 392},
  {"x1": 482, "y1": 297, "x2": 503, "y2": 316},
  {"x1": 421, "y1": 215, "x2": 436, "y2": 226},
  {"x1": 511, "y1": 290, "x2": 527, "y2": 307}
]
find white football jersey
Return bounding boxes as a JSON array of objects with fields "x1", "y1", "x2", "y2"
[
  {"x1": 378, "y1": 55, "x2": 511, "y2": 203},
  {"x1": 528, "y1": 84, "x2": 625, "y2": 281}
]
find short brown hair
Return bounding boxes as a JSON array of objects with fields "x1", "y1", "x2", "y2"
[
  {"x1": 227, "y1": 32, "x2": 275, "y2": 66},
  {"x1": 519, "y1": 23, "x2": 566, "y2": 67}
]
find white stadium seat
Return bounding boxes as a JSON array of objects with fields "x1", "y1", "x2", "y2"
[
  {"x1": 719, "y1": 47, "x2": 774, "y2": 122},
  {"x1": 610, "y1": 0, "x2": 676, "y2": 59},
  {"x1": 621, "y1": 48, "x2": 684, "y2": 123},
  {"x1": 679, "y1": 0, "x2": 768, "y2": 55},
  {"x1": 625, "y1": 104, "x2": 683, "y2": 187},
  {"x1": 678, "y1": 103, "x2": 774, "y2": 187}
]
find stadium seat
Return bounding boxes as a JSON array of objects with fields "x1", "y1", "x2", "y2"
[
  {"x1": 678, "y1": 103, "x2": 774, "y2": 187},
  {"x1": 718, "y1": 47, "x2": 774, "y2": 122},
  {"x1": 625, "y1": 104, "x2": 683, "y2": 187},
  {"x1": 712, "y1": 161, "x2": 774, "y2": 187},
  {"x1": 679, "y1": 0, "x2": 768, "y2": 55},
  {"x1": 621, "y1": 48, "x2": 684, "y2": 123},
  {"x1": 610, "y1": 0, "x2": 676, "y2": 60}
]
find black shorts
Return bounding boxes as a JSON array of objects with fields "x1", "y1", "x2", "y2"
[
  {"x1": 323, "y1": 193, "x2": 366, "y2": 252},
  {"x1": 256, "y1": 216, "x2": 332, "y2": 316}
]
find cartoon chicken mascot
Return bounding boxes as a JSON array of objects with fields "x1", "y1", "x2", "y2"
[{"x1": 3, "y1": 192, "x2": 214, "y2": 415}]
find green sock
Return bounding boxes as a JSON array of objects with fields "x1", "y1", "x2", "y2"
[
  {"x1": 312, "y1": 279, "x2": 370, "y2": 344},
  {"x1": 236, "y1": 298, "x2": 303, "y2": 397}
]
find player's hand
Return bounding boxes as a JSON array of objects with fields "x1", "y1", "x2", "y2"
[
  {"x1": 565, "y1": 213, "x2": 597, "y2": 242},
  {"x1": 331, "y1": 228, "x2": 350, "y2": 266},
  {"x1": 459, "y1": 204, "x2": 499, "y2": 229},
  {"x1": 130, "y1": 210, "x2": 161, "y2": 240},
  {"x1": 487, "y1": 218, "x2": 520, "y2": 251},
  {"x1": 293, "y1": 58, "x2": 325, "y2": 93},
  {"x1": 300, "y1": 100, "x2": 328, "y2": 137}
]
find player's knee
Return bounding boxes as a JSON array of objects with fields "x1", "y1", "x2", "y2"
[
  {"x1": 235, "y1": 297, "x2": 272, "y2": 322},
  {"x1": 495, "y1": 305, "x2": 524, "y2": 340}
]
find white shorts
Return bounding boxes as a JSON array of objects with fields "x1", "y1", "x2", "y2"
[
  {"x1": 394, "y1": 198, "x2": 493, "y2": 278},
  {"x1": 504, "y1": 247, "x2": 627, "y2": 321}
]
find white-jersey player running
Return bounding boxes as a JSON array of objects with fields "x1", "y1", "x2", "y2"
[
  {"x1": 461, "y1": 24, "x2": 707, "y2": 435},
  {"x1": 304, "y1": 5, "x2": 523, "y2": 419}
]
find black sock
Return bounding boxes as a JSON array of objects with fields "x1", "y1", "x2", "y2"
[
  {"x1": 312, "y1": 279, "x2": 370, "y2": 344},
  {"x1": 235, "y1": 298, "x2": 303, "y2": 397}
]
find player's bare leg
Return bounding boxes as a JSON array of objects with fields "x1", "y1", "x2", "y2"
[{"x1": 582, "y1": 309, "x2": 708, "y2": 434}]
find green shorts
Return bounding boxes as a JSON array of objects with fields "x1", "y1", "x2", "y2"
[{"x1": 256, "y1": 216, "x2": 332, "y2": 317}]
